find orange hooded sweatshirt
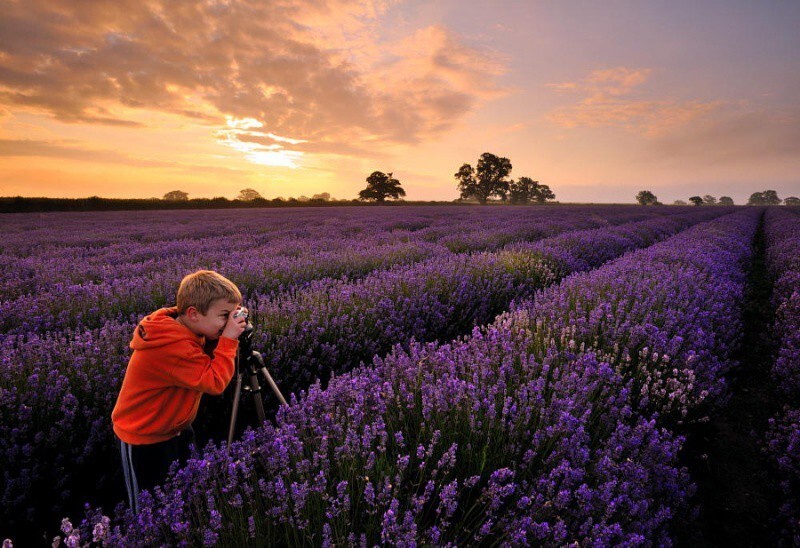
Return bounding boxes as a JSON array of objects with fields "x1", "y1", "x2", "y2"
[{"x1": 112, "y1": 307, "x2": 238, "y2": 445}]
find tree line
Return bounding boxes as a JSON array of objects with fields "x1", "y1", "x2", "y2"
[
  {"x1": 0, "y1": 195, "x2": 474, "y2": 214},
  {"x1": 160, "y1": 152, "x2": 554, "y2": 206},
  {"x1": 636, "y1": 190, "x2": 799, "y2": 206},
  {"x1": 7, "y1": 154, "x2": 796, "y2": 212},
  {"x1": 355, "y1": 152, "x2": 556, "y2": 205}
]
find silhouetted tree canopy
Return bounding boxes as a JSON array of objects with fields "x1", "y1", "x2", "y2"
[
  {"x1": 312, "y1": 192, "x2": 331, "y2": 201},
  {"x1": 509, "y1": 178, "x2": 531, "y2": 205},
  {"x1": 673, "y1": 200, "x2": 687, "y2": 205},
  {"x1": 358, "y1": 171, "x2": 405, "y2": 202},
  {"x1": 455, "y1": 152, "x2": 513, "y2": 204},
  {"x1": 719, "y1": 196, "x2": 734, "y2": 206},
  {"x1": 702, "y1": 195, "x2": 717, "y2": 205},
  {"x1": 763, "y1": 190, "x2": 781, "y2": 205},
  {"x1": 748, "y1": 190, "x2": 781, "y2": 205},
  {"x1": 163, "y1": 190, "x2": 189, "y2": 201},
  {"x1": 530, "y1": 182, "x2": 555, "y2": 204},
  {"x1": 237, "y1": 188, "x2": 263, "y2": 201},
  {"x1": 689, "y1": 196, "x2": 703, "y2": 206},
  {"x1": 636, "y1": 190, "x2": 659, "y2": 205},
  {"x1": 785, "y1": 196, "x2": 800, "y2": 206},
  {"x1": 508, "y1": 177, "x2": 555, "y2": 205}
]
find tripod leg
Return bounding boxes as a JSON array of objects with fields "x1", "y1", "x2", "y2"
[
  {"x1": 260, "y1": 366, "x2": 288, "y2": 406},
  {"x1": 227, "y1": 373, "x2": 244, "y2": 450},
  {"x1": 248, "y1": 370, "x2": 267, "y2": 424}
]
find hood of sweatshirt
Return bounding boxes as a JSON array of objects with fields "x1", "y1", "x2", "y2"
[{"x1": 130, "y1": 307, "x2": 201, "y2": 350}]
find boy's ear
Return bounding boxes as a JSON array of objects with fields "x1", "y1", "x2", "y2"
[{"x1": 184, "y1": 306, "x2": 199, "y2": 321}]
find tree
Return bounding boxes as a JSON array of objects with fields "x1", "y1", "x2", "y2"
[
  {"x1": 763, "y1": 190, "x2": 781, "y2": 205},
  {"x1": 689, "y1": 196, "x2": 703, "y2": 206},
  {"x1": 455, "y1": 152, "x2": 512, "y2": 204},
  {"x1": 748, "y1": 190, "x2": 781, "y2": 206},
  {"x1": 530, "y1": 182, "x2": 555, "y2": 204},
  {"x1": 702, "y1": 195, "x2": 717, "y2": 205},
  {"x1": 311, "y1": 192, "x2": 331, "y2": 201},
  {"x1": 237, "y1": 188, "x2": 263, "y2": 201},
  {"x1": 358, "y1": 171, "x2": 406, "y2": 203},
  {"x1": 508, "y1": 179, "x2": 528, "y2": 205},
  {"x1": 673, "y1": 200, "x2": 687, "y2": 205},
  {"x1": 508, "y1": 177, "x2": 555, "y2": 205},
  {"x1": 163, "y1": 190, "x2": 189, "y2": 201},
  {"x1": 719, "y1": 196, "x2": 734, "y2": 206},
  {"x1": 636, "y1": 190, "x2": 659, "y2": 205},
  {"x1": 785, "y1": 196, "x2": 800, "y2": 206}
]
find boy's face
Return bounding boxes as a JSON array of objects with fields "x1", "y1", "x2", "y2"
[{"x1": 187, "y1": 298, "x2": 240, "y2": 340}]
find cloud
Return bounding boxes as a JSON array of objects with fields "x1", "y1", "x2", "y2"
[
  {"x1": 546, "y1": 67, "x2": 720, "y2": 136},
  {"x1": 584, "y1": 67, "x2": 650, "y2": 95},
  {"x1": 362, "y1": 25, "x2": 508, "y2": 142},
  {"x1": 0, "y1": 0, "x2": 506, "y2": 162},
  {"x1": 0, "y1": 138, "x2": 174, "y2": 166},
  {"x1": 546, "y1": 67, "x2": 800, "y2": 171},
  {"x1": 214, "y1": 117, "x2": 308, "y2": 167},
  {"x1": 648, "y1": 106, "x2": 800, "y2": 164},
  {"x1": 0, "y1": 138, "x2": 248, "y2": 174}
]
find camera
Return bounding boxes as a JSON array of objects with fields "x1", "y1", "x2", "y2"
[{"x1": 234, "y1": 306, "x2": 254, "y2": 352}]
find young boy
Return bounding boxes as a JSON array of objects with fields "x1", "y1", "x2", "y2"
[{"x1": 111, "y1": 270, "x2": 246, "y2": 513}]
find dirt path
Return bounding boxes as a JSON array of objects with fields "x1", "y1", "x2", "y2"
[{"x1": 680, "y1": 212, "x2": 782, "y2": 546}]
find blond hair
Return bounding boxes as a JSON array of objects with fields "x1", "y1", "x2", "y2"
[{"x1": 176, "y1": 270, "x2": 242, "y2": 314}]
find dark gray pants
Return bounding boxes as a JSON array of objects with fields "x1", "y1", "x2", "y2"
[{"x1": 118, "y1": 428, "x2": 194, "y2": 514}]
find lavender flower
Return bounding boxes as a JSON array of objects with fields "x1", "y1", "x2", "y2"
[
  {"x1": 1, "y1": 205, "x2": 735, "y2": 544},
  {"x1": 761, "y1": 207, "x2": 800, "y2": 541}
]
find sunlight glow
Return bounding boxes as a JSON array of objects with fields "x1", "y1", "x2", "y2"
[
  {"x1": 217, "y1": 117, "x2": 305, "y2": 168},
  {"x1": 246, "y1": 149, "x2": 303, "y2": 168},
  {"x1": 225, "y1": 116, "x2": 263, "y2": 130}
]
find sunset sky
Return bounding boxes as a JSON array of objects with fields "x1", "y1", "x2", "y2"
[{"x1": 1, "y1": 0, "x2": 799, "y2": 203}]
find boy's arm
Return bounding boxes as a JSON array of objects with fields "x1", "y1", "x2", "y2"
[{"x1": 168, "y1": 337, "x2": 238, "y2": 395}]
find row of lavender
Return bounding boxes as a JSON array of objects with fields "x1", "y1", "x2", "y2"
[
  {"x1": 0, "y1": 206, "x2": 674, "y2": 334},
  {"x1": 202, "y1": 208, "x2": 729, "y2": 439},
  {"x1": 0, "y1": 205, "x2": 614, "y2": 256},
  {"x1": 763, "y1": 207, "x2": 800, "y2": 543},
  {"x1": 4, "y1": 205, "x2": 698, "y2": 257},
  {"x1": 58, "y1": 209, "x2": 760, "y2": 545},
  {"x1": 249, "y1": 208, "x2": 727, "y2": 396},
  {"x1": 0, "y1": 208, "x2": 725, "y2": 542},
  {"x1": 4, "y1": 205, "x2": 669, "y2": 292}
]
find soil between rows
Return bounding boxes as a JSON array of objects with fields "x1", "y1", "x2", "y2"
[{"x1": 680, "y1": 212, "x2": 782, "y2": 547}]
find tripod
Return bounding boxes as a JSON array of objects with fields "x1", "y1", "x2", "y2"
[{"x1": 227, "y1": 324, "x2": 287, "y2": 448}]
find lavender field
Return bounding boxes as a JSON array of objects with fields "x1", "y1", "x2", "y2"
[{"x1": 1, "y1": 205, "x2": 796, "y2": 546}]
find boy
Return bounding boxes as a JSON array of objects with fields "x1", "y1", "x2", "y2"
[{"x1": 111, "y1": 270, "x2": 246, "y2": 513}]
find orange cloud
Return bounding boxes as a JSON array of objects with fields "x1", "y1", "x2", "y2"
[
  {"x1": 0, "y1": 0, "x2": 506, "y2": 164},
  {"x1": 585, "y1": 67, "x2": 651, "y2": 95},
  {"x1": 361, "y1": 25, "x2": 509, "y2": 142},
  {"x1": 546, "y1": 67, "x2": 720, "y2": 136}
]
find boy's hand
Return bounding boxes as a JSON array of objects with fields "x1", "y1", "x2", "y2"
[{"x1": 221, "y1": 309, "x2": 247, "y2": 340}]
